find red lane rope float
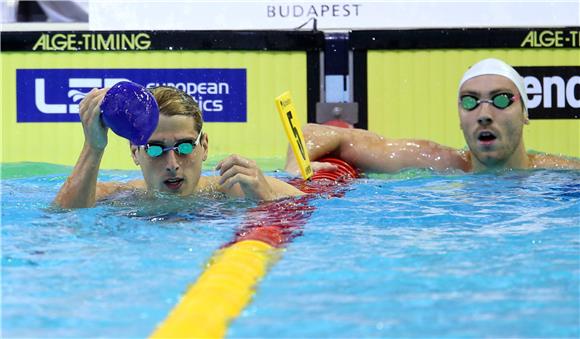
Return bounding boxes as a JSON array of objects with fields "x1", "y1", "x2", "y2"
[
  {"x1": 234, "y1": 158, "x2": 359, "y2": 247},
  {"x1": 151, "y1": 158, "x2": 359, "y2": 338}
]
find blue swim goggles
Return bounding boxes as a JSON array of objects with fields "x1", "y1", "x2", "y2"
[{"x1": 143, "y1": 131, "x2": 203, "y2": 158}]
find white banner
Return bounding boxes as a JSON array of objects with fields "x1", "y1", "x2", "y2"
[{"x1": 89, "y1": 0, "x2": 580, "y2": 31}]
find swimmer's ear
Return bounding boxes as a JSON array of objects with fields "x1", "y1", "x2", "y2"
[
  {"x1": 130, "y1": 144, "x2": 140, "y2": 165},
  {"x1": 200, "y1": 132, "x2": 209, "y2": 161},
  {"x1": 522, "y1": 104, "x2": 530, "y2": 125}
]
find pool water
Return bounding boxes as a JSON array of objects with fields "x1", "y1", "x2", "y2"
[{"x1": 2, "y1": 163, "x2": 579, "y2": 337}]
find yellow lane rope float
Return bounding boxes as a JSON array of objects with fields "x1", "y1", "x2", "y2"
[{"x1": 150, "y1": 240, "x2": 279, "y2": 338}]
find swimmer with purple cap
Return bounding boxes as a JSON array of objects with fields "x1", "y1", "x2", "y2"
[
  {"x1": 285, "y1": 58, "x2": 580, "y2": 175},
  {"x1": 54, "y1": 84, "x2": 303, "y2": 209}
]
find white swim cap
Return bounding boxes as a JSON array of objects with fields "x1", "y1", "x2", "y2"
[{"x1": 459, "y1": 58, "x2": 528, "y2": 120}]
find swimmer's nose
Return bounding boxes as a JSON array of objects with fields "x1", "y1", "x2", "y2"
[
  {"x1": 165, "y1": 150, "x2": 180, "y2": 173},
  {"x1": 477, "y1": 104, "x2": 493, "y2": 126},
  {"x1": 477, "y1": 114, "x2": 493, "y2": 126}
]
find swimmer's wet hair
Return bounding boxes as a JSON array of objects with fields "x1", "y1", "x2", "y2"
[{"x1": 148, "y1": 86, "x2": 203, "y2": 133}]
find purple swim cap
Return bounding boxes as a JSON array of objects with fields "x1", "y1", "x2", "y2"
[{"x1": 100, "y1": 81, "x2": 159, "y2": 145}]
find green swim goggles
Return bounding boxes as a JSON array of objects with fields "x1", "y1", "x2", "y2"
[
  {"x1": 460, "y1": 93, "x2": 519, "y2": 111},
  {"x1": 143, "y1": 131, "x2": 203, "y2": 158}
]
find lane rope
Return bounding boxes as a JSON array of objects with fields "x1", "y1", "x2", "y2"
[{"x1": 151, "y1": 92, "x2": 358, "y2": 338}]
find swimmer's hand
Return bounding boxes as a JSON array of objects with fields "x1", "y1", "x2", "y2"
[
  {"x1": 216, "y1": 154, "x2": 276, "y2": 201},
  {"x1": 285, "y1": 160, "x2": 339, "y2": 177},
  {"x1": 79, "y1": 88, "x2": 110, "y2": 151}
]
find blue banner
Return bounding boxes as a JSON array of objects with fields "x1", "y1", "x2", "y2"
[{"x1": 16, "y1": 68, "x2": 247, "y2": 123}]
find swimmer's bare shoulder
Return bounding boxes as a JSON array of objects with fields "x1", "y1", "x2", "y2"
[
  {"x1": 196, "y1": 176, "x2": 223, "y2": 194},
  {"x1": 95, "y1": 179, "x2": 145, "y2": 201},
  {"x1": 529, "y1": 153, "x2": 580, "y2": 170}
]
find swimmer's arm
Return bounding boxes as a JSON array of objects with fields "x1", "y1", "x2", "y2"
[
  {"x1": 285, "y1": 123, "x2": 343, "y2": 175},
  {"x1": 53, "y1": 143, "x2": 105, "y2": 208},
  {"x1": 286, "y1": 124, "x2": 469, "y2": 174},
  {"x1": 54, "y1": 88, "x2": 116, "y2": 208},
  {"x1": 343, "y1": 136, "x2": 470, "y2": 172},
  {"x1": 264, "y1": 176, "x2": 305, "y2": 199},
  {"x1": 530, "y1": 154, "x2": 580, "y2": 169}
]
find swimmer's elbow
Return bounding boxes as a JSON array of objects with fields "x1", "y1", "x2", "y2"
[{"x1": 284, "y1": 163, "x2": 301, "y2": 176}]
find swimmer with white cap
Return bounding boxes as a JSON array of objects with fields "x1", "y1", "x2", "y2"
[
  {"x1": 457, "y1": 58, "x2": 530, "y2": 171},
  {"x1": 285, "y1": 58, "x2": 580, "y2": 174}
]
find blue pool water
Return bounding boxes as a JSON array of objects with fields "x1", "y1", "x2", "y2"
[{"x1": 2, "y1": 164, "x2": 579, "y2": 337}]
